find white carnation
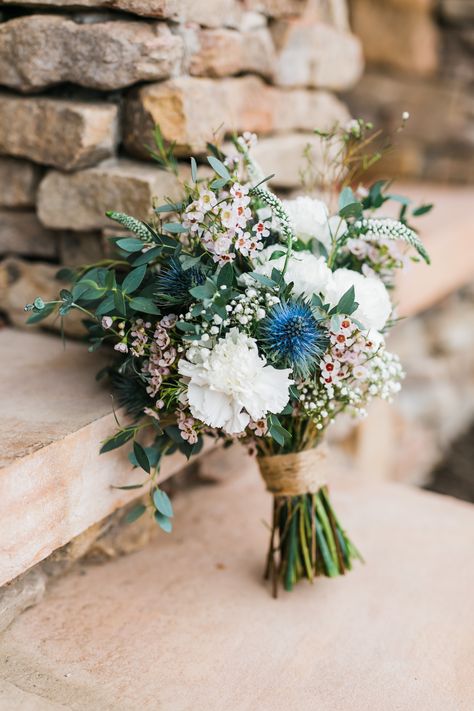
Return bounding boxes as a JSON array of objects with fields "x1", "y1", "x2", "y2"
[
  {"x1": 177, "y1": 328, "x2": 293, "y2": 435},
  {"x1": 324, "y1": 268, "x2": 392, "y2": 331},
  {"x1": 252, "y1": 246, "x2": 333, "y2": 299},
  {"x1": 282, "y1": 196, "x2": 330, "y2": 250}
]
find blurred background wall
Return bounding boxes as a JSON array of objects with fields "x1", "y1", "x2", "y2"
[{"x1": 346, "y1": 0, "x2": 474, "y2": 184}]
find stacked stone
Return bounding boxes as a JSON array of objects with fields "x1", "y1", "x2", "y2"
[
  {"x1": 347, "y1": 0, "x2": 474, "y2": 183},
  {"x1": 0, "y1": 0, "x2": 362, "y2": 326}
]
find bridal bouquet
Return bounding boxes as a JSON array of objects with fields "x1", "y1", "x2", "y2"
[{"x1": 26, "y1": 120, "x2": 430, "y2": 595}]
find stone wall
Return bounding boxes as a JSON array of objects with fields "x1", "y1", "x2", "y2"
[
  {"x1": 346, "y1": 0, "x2": 474, "y2": 183},
  {"x1": 0, "y1": 0, "x2": 362, "y2": 323}
]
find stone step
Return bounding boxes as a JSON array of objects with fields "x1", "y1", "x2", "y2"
[
  {"x1": 0, "y1": 328, "x2": 207, "y2": 587},
  {"x1": 0, "y1": 448, "x2": 472, "y2": 710}
]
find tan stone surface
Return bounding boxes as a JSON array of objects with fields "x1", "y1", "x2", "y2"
[
  {"x1": 0, "y1": 95, "x2": 118, "y2": 171},
  {"x1": 185, "y1": 25, "x2": 276, "y2": 79},
  {"x1": 0, "y1": 210, "x2": 57, "y2": 258},
  {"x1": 37, "y1": 159, "x2": 182, "y2": 230},
  {"x1": 0, "y1": 157, "x2": 41, "y2": 207},
  {"x1": 0, "y1": 446, "x2": 473, "y2": 709},
  {"x1": 0, "y1": 258, "x2": 85, "y2": 337},
  {"x1": 124, "y1": 76, "x2": 350, "y2": 156},
  {"x1": 0, "y1": 0, "x2": 242, "y2": 26},
  {"x1": 272, "y1": 19, "x2": 363, "y2": 89},
  {"x1": 393, "y1": 183, "x2": 474, "y2": 317},
  {"x1": 0, "y1": 569, "x2": 46, "y2": 633},
  {"x1": 252, "y1": 132, "x2": 334, "y2": 189},
  {"x1": 0, "y1": 329, "x2": 212, "y2": 586},
  {"x1": 0, "y1": 16, "x2": 183, "y2": 92},
  {"x1": 58, "y1": 231, "x2": 104, "y2": 266},
  {"x1": 351, "y1": 0, "x2": 439, "y2": 76}
]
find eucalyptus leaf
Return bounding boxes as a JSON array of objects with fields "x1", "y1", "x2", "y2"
[
  {"x1": 154, "y1": 511, "x2": 172, "y2": 533},
  {"x1": 153, "y1": 488, "x2": 173, "y2": 518}
]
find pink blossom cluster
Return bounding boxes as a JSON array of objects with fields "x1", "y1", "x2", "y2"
[
  {"x1": 346, "y1": 237, "x2": 407, "y2": 284},
  {"x1": 182, "y1": 182, "x2": 268, "y2": 265},
  {"x1": 141, "y1": 315, "x2": 177, "y2": 399},
  {"x1": 319, "y1": 318, "x2": 378, "y2": 394},
  {"x1": 177, "y1": 409, "x2": 198, "y2": 445}
]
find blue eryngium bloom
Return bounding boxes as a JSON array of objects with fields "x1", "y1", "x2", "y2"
[
  {"x1": 155, "y1": 258, "x2": 204, "y2": 306},
  {"x1": 260, "y1": 299, "x2": 327, "y2": 377}
]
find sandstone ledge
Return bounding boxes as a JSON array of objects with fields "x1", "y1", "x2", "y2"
[{"x1": 0, "y1": 445, "x2": 472, "y2": 709}]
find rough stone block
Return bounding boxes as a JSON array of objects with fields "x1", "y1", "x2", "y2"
[
  {"x1": 0, "y1": 569, "x2": 46, "y2": 633},
  {"x1": 184, "y1": 26, "x2": 275, "y2": 79},
  {"x1": 37, "y1": 159, "x2": 182, "y2": 230},
  {"x1": 0, "y1": 157, "x2": 41, "y2": 207},
  {"x1": 0, "y1": 95, "x2": 118, "y2": 171},
  {"x1": 0, "y1": 257, "x2": 85, "y2": 336},
  {"x1": 0, "y1": 0, "x2": 243, "y2": 26},
  {"x1": 0, "y1": 15, "x2": 183, "y2": 93},
  {"x1": 272, "y1": 19, "x2": 364, "y2": 89},
  {"x1": 58, "y1": 231, "x2": 105, "y2": 266},
  {"x1": 351, "y1": 0, "x2": 439, "y2": 76},
  {"x1": 0, "y1": 210, "x2": 57, "y2": 258},
  {"x1": 123, "y1": 76, "x2": 350, "y2": 156},
  {"x1": 252, "y1": 132, "x2": 329, "y2": 189}
]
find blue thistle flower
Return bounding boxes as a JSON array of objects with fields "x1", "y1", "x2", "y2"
[
  {"x1": 260, "y1": 299, "x2": 327, "y2": 377},
  {"x1": 155, "y1": 258, "x2": 204, "y2": 306}
]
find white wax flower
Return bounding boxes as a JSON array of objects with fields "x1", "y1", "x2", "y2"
[
  {"x1": 324, "y1": 268, "x2": 392, "y2": 331},
  {"x1": 252, "y1": 246, "x2": 333, "y2": 300},
  {"x1": 282, "y1": 196, "x2": 331, "y2": 250},
  {"x1": 178, "y1": 328, "x2": 293, "y2": 435}
]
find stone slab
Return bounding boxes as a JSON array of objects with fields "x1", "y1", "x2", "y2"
[
  {"x1": 123, "y1": 76, "x2": 350, "y2": 156},
  {"x1": 0, "y1": 0, "x2": 243, "y2": 26},
  {"x1": 0, "y1": 95, "x2": 118, "y2": 171},
  {"x1": 392, "y1": 183, "x2": 474, "y2": 316},
  {"x1": 0, "y1": 329, "x2": 211, "y2": 586},
  {"x1": 0, "y1": 15, "x2": 183, "y2": 92},
  {"x1": 0, "y1": 446, "x2": 472, "y2": 710},
  {"x1": 0, "y1": 210, "x2": 57, "y2": 258},
  {"x1": 37, "y1": 159, "x2": 182, "y2": 230},
  {"x1": 0, "y1": 157, "x2": 41, "y2": 207}
]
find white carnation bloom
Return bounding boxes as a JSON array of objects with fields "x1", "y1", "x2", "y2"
[
  {"x1": 282, "y1": 196, "x2": 330, "y2": 250},
  {"x1": 324, "y1": 268, "x2": 392, "y2": 331},
  {"x1": 251, "y1": 246, "x2": 333, "y2": 300},
  {"x1": 177, "y1": 328, "x2": 293, "y2": 435}
]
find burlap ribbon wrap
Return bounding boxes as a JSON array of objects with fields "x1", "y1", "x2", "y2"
[{"x1": 257, "y1": 445, "x2": 330, "y2": 497}]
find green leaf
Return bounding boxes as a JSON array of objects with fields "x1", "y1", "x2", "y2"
[
  {"x1": 210, "y1": 178, "x2": 227, "y2": 190},
  {"x1": 113, "y1": 289, "x2": 127, "y2": 316},
  {"x1": 95, "y1": 294, "x2": 115, "y2": 316},
  {"x1": 339, "y1": 202, "x2": 362, "y2": 219},
  {"x1": 133, "y1": 441, "x2": 151, "y2": 473},
  {"x1": 153, "y1": 488, "x2": 173, "y2": 518},
  {"x1": 122, "y1": 265, "x2": 146, "y2": 294},
  {"x1": 33, "y1": 297, "x2": 45, "y2": 310},
  {"x1": 412, "y1": 203, "x2": 433, "y2": 217},
  {"x1": 117, "y1": 238, "x2": 146, "y2": 253},
  {"x1": 163, "y1": 222, "x2": 187, "y2": 234},
  {"x1": 190, "y1": 156, "x2": 198, "y2": 182},
  {"x1": 269, "y1": 250, "x2": 286, "y2": 260},
  {"x1": 154, "y1": 511, "x2": 172, "y2": 533},
  {"x1": 338, "y1": 187, "x2": 355, "y2": 210},
  {"x1": 129, "y1": 297, "x2": 161, "y2": 315},
  {"x1": 112, "y1": 483, "x2": 146, "y2": 490},
  {"x1": 207, "y1": 155, "x2": 231, "y2": 181},
  {"x1": 335, "y1": 286, "x2": 358, "y2": 316},
  {"x1": 179, "y1": 254, "x2": 202, "y2": 270},
  {"x1": 100, "y1": 429, "x2": 134, "y2": 454},
  {"x1": 248, "y1": 272, "x2": 277, "y2": 288},
  {"x1": 126, "y1": 504, "x2": 147, "y2": 524},
  {"x1": 27, "y1": 303, "x2": 56, "y2": 324},
  {"x1": 217, "y1": 262, "x2": 234, "y2": 289},
  {"x1": 132, "y1": 246, "x2": 162, "y2": 266}
]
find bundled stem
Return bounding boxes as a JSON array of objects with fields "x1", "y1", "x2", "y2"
[{"x1": 264, "y1": 487, "x2": 363, "y2": 596}]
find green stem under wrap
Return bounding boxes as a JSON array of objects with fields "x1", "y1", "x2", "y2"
[{"x1": 264, "y1": 487, "x2": 363, "y2": 596}]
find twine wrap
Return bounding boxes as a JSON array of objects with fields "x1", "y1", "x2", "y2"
[{"x1": 257, "y1": 445, "x2": 330, "y2": 497}]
